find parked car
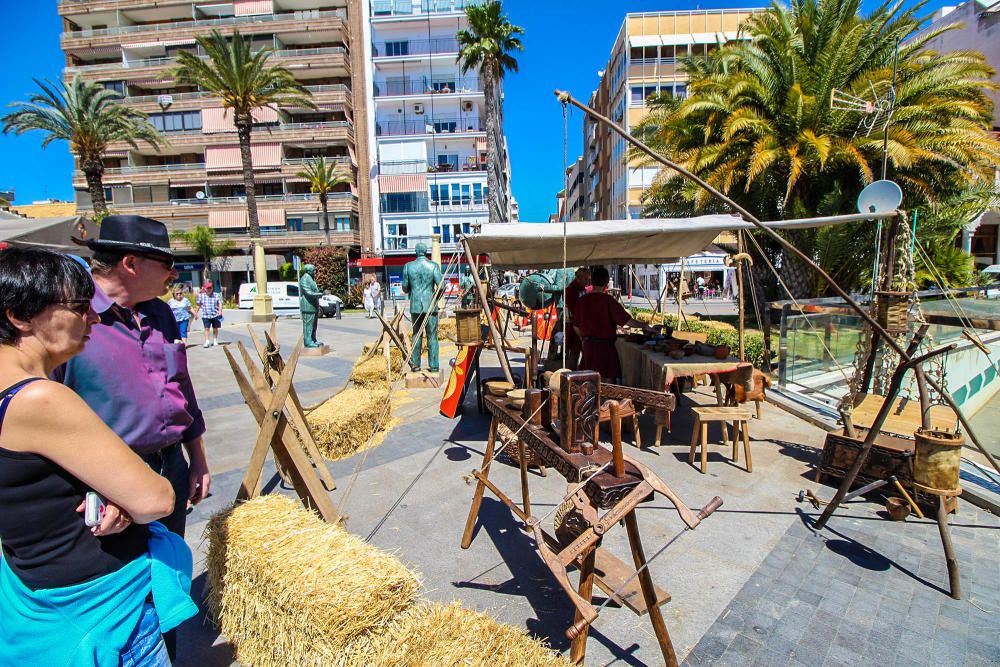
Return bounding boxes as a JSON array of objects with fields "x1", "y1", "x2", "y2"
[{"x1": 238, "y1": 281, "x2": 342, "y2": 318}]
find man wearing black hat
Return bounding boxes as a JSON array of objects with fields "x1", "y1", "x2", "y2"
[{"x1": 55, "y1": 215, "x2": 211, "y2": 657}]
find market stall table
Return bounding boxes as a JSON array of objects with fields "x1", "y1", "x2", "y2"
[{"x1": 616, "y1": 340, "x2": 752, "y2": 444}]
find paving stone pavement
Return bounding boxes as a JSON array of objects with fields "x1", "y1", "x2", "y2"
[{"x1": 683, "y1": 503, "x2": 1000, "y2": 667}]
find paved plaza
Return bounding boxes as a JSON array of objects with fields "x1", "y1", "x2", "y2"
[{"x1": 175, "y1": 316, "x2": 999, "y2": 667}]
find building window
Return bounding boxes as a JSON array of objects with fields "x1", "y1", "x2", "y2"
[
  {"x1": 473, "y1": 183, "x2": 483, "y2": 204},
  {"x1": 436, "y1": 154, "x2": 459, "y2": 171},
  {"x1": 149, "y1": 110, "x2": 202, "y2": 133},
  {"x1": 380, "y1": 192, "x2": 428, "y2": 213},
  {"x1": 102, "y1": 81, "x2": 125, "y2": 97},
  {"x1": 287, "y1": 217, "x2": 303, "y2": 232},
  {"x1": 384, "y1": 41, "x2": 410, "y2": 57}
]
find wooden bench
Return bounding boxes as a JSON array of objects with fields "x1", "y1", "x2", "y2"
[{"x1": 689, "y1": 406, "x2": 753, "y2": 474}]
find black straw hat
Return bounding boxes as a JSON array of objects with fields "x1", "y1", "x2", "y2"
[{"x1": 73, "y1": 215, "x2": 173, "y2": 258}]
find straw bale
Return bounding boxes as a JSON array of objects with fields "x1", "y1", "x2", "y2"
[
  {"x1": 351, "y1": 602, "x2": 573, "y2": 666},
  {"x1": 205, "y1": 495, "x2": 421, "y2": 667},
  {"x1": 350, "y1": 347, "x2": 404, "y2": 385},
  {"x1": 438, "y1": 317, "x2": 456, "y2": 341},
  {"x1": 307, "y1": 384, "x2": 391, "y2": 460}
]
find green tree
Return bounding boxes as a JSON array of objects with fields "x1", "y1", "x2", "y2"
[
  {"x1": 295, "y1": 157, "x2": 352, "y2": 242},
  {"x1": 2, "y1": 74, "x2": 163, "y2": 218},
  {"x1": 303, "y1": 246, "x2": 350, "y2": 304},
  {"x1": 634, "y1": 0, "x2": 1000, "y2": 297},
  {"x1": 171, "y1": 225, "x2": 235, "y2": 286},
  {"x1": 457, "y1": 0, "x2": 523, "y2": 224},
  {"x1": 172, "y1": 30, "x2": 314, "y2": 316}
]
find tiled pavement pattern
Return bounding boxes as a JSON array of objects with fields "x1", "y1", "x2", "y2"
[{"x1": 684, "y1": 504, "x2": 1000, "y2": 667}]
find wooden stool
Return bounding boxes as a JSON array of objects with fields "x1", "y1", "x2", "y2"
[
  {"x1": 599, "y1": 399, "x2": 641, "y2": 448},
  {"x1": 689, "y1": 406, "x2": 753, "y2": 474}
]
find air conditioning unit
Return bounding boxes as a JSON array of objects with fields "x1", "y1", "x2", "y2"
[
  {"x1": 462, "y1": 101, "x2": 474, "y2": 112},
  {"x1": 413, "y1": 103, "x2": 425, "y2": 115}
]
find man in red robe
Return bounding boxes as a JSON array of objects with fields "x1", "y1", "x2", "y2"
[
  {"x1": 563, "y1": 267, "x2": 590, "y2": 369},
  {"x1": 573, "y1": 266, "x2": 657, "y2": 381}
]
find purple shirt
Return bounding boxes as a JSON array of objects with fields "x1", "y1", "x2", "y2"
[{"x1": 52, "y1": 284, "x2": 206, "y2": 455}]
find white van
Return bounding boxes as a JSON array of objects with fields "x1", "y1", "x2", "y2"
[
  {"x1": 238, "y1": 282, "x2": 343, "y2": 316},
  {"x1": 238, "y1": 282, "x2": 302, "y2": 309}
]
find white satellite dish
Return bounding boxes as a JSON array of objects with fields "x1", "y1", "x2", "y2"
[
  {"x1": 857, "y1": 180, "x2": 902, "y2": 215},
  {"x1": 195, "y1": 191, "x2": 206, "y2": 200}
]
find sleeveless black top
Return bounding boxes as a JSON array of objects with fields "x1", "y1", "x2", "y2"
[{"x1": 0, "y1": 378, "x2": 148, "y2": 590}]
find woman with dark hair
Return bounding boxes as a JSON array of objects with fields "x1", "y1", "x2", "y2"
[{"x1": 0, "y1": 248, "x2": 196, "y2": 666}]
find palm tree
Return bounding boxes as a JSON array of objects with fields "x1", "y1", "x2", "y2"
[
  {"x1": 172, "y1": 30, "x2": 314, "y2": 318},
  {"x1": 295, "y1": 157, "x2": 352, "y2": 242},
  {"x1": 2, "y1": 74, "x2": 163, "y2": 218},
  {"x1": 457, "y1": 0, "x2": 523, "y2": 225},
  {"x1": 633, "y1": 0, "x2": 1000, "y2": 297},
  {"x1": 171, "y1": 225, "x2": 235, "y2": 286}
]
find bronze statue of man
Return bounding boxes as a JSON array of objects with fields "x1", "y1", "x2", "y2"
[
  {"x1": 299, "y1": 264, "x2": 324, "y2": 348},
  {"x1": 402, "y1": 242, "x2": 443, "y2": 372}
]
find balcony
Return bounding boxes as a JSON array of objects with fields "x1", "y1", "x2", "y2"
[
  {"x1": 61, "y1": 9, "x2": 347, "y2": 48},
  {"x1": 375, "y1": 115, "x2": 483, "y2": 137},
  {"x1": 67, "y1": 47, "x2": 349, "y2": 79},
  {"x1": 107, "y1": 120, "x2": 354, "y2": 150},
  {"x1": 372, "y1": 38, "x2": 458, "y2": 58},
  {"x1": 120, "y1": 85, "x2": 351, "y2": 113},
  {"x1": 372, "y1": 0, "x2": 485, "y2": 19},
  {"x1": 374, "y1": 77, "x2": 480, "y2": 97},
  {"x1": 76, "y1": 156, "x2": 352, "y2": 186},
  {"x1": 104, "y1": 191, "x2": 356, "y2": 212},
  {"x1": 429, "y1": 200, "x2": 487, "y2": 212}
]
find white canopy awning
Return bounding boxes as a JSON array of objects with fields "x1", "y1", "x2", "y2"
[
  {"x1": 464, "y1": 212, "x2": 896, "y2": 269},
  {"x1": 0, "y1": 215, "x2": 97, "y2": 252},
  {"x1": 629, "y1": 35, "x2": 663, "y2": 47}
]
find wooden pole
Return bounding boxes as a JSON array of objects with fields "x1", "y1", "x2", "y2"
[
  {"x1": 553, "y1": 89, "x2": 1000, "y2": 478},
  {"x1": 462, "y1": 239, "x2": 515, "y2": 385},
  {"x1": 737, "y1": 231, "x2": 746, "y2": 361},
  {"x1": 676, "y1": 257, "x2": 685, "y2": 327}
]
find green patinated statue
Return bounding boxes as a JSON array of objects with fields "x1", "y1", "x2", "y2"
[
  {"x1": 402, "y1": 242, "x2": 443, "y2": 372},
  {"x1": 299, "y1": 264, "x2": 324, "y2": 348},
  {"x1": 459, "y1": 271, "x2": 476, "y2": 308}
]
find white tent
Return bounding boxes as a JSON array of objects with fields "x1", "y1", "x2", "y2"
[
  {"x1": 464, "y1": 213, "x2": 894, "y2": 269},
  {"x1": 0, "y1": 215, "x2": 97, "y2": 252}
]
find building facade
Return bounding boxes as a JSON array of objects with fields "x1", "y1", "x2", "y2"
[
  {"x1": 910, "y1": 1, "x2": 1000, "y2": 268},
  {"x1": 584, "y1": 8, "x2": 763, "y2": 222},
  {"x1": 58, "y1": 0, "x2": 367, "y2": 290},
  {"x1": 581, "y1": 8, "x2": 762, "y2": 294},
  {"x1": 358, "y1": 0, "x2": 513, "y2": 291}
]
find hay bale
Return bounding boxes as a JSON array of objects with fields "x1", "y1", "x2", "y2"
[
  {"x1": 351, "y1": 347, "x2": 404, "y2": 385},
  {"x1": 353, "y1": 602, "x2": 573, "y2": 666},
  {"x1": 307, "y1": 384, "x2": 391, "y2": 460},
  {"x1": 205, "y1": 495, "x2": 421, "y2": 667},
  {"x1": 438, "y1": 317, "x2": 457, "y2": 341}
]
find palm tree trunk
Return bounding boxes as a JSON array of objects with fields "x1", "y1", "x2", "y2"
[
  {"x1": 82, "y1": 158, "x2": 109, "y2": 218},
  {"x1": 483, "y1": 74, "x2": 501, "y2": 225},
  {"x1": 235, "y1": 116, "x2": 260, "y2": 237},
  {"x1": 320, "y1": 192, "x2": 330, "y2": 243}
]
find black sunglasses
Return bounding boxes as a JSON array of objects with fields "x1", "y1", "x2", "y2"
[
  {"x1": 137, "y1": 254, "x2": 174, "y2": 270},
  {"x1": 58, "y1": 299, "x2": 92, "y2": 316}
]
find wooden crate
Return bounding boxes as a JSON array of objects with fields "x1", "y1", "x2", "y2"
[
  {"x1": 454, "y1": 308, "x2": 482, "y2": 345},
  {"x1": 817, "y1": 431, "x2": 914, "y2": 487}
]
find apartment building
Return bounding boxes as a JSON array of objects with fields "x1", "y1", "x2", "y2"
[
  {"x1": 58, "y1": 0, "x2": 368, "y2": 289},
  {"x1": 357, "y1": 0, "x2": 513, "y2": 291},
  {"x1": 908, "y1": 1, "x2": 1000, "y2": 268},
  {"x1": 582, "y1": 8, "x2": 762, "y2": 293},
  {"x1": 551, "y1": 156, "x2": 584, "y2": 223}
]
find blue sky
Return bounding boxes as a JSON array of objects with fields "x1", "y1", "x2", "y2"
[{"x1": 0, "y1": 0, "x2": 951, "y2": 219}]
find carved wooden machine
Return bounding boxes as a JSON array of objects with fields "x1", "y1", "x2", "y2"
[{"x1": 462, "y1": 369, "x2": 721, "y2": 666}]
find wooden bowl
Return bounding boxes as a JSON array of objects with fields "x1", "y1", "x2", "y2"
[
  {"x1": 886, "y1": 497, "x2": 910, "y2": 521},
  {"x1": 670, "y1": 349, "x2": 685, "y2": 360},
  {"x1": 485, "y1": 380, "x2": 515, "y2": 396}
]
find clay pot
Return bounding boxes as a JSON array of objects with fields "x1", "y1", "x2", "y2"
[
  {"x1": 668, "y1": 340, "x2": 683, "y2": 352},
  {"x1": 714, "y1": 345, "x2": 731, "y2": 360},
  {"x1": 683, "y1": 344, "x2": 696, "y2": 357},
  {"x1": 670, "y1": 349, "x2": 685, "y2": 360},
  {"x1": 885, "y1": 497, "x2": 910, "y2": 521}
]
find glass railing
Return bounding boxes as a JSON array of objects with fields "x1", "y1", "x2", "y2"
[
  {"x1": 124, "y1": 85, "x2": 349, "y2": 105},
  {"x1": 64, "y1": 9, "x2": 346, "y2": 39},
  {"x1": 374, "y1": 77, "x2": 480, "y2": 97},
  {"x1": 372, "y1": 0, "x2": 485, "y2": 17},
  {"x1": 375, "y1": 116, "x2": 483, "y2": 137},
  {"x1": 109, "y1": 191, "x2": 355, "y2": 209},
  {"x1": 372, "y1": 38, "x2": 458, "y2": 58}
]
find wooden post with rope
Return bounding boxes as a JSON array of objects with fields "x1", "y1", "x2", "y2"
[
  {"x1": 462, "y1": 238, "x2": 516, "y2": 385},
  {"x1": 223, "y1": 338, "x2": 342, "y2": 524}
]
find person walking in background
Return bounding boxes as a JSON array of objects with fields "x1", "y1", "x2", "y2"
[
  {"x1": 197, "y1": 280, "x2": 223, "y2": 348},
  {"x1": 167, "y1": 286, "x2": 194, "y2": 344},
  {"x1": 58, "y1": 214, "x2": 211, "y2": 660},
  {"x1": 371, "y1": 280, "x2": 383, "y2": 317},
  {"x1": 0, "y1": 248, "x2": 196, "y2": 665},
  {"x1": 363, "y1": 279, "x2": 376, "y2": 318}
]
